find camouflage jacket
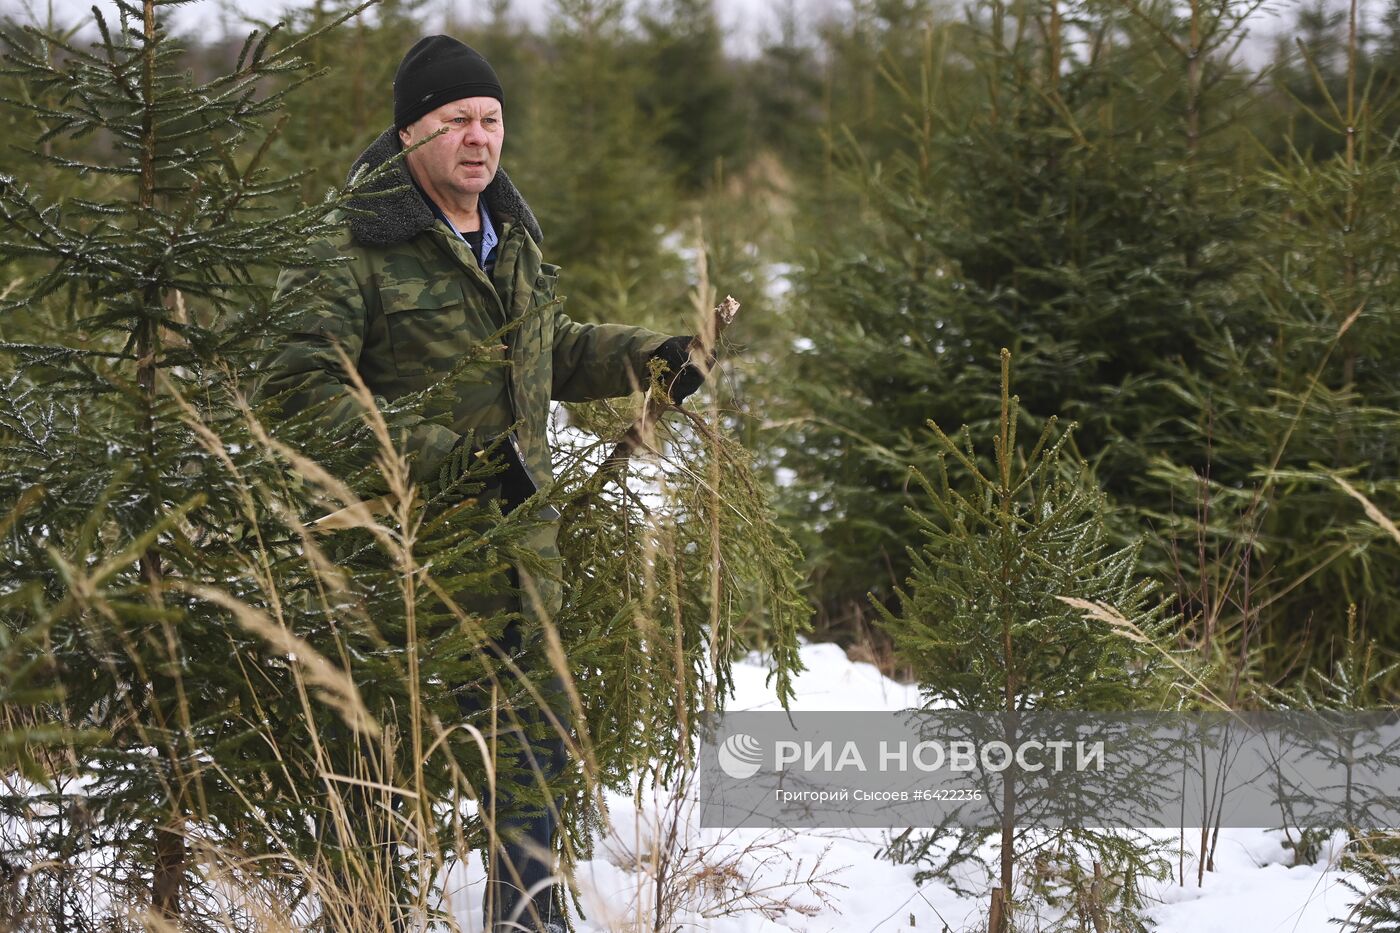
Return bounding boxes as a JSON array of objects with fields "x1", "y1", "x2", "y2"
[{"x1": 257, "y1": 128, "x2": 670, "y2": 618}]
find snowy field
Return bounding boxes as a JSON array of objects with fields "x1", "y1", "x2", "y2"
[{"x1": 442, "y1": 642, "x2": 1370, "y2": 932}]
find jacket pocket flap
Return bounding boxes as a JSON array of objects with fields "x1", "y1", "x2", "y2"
[{"x1": 380, "y1": 280, "x2": 465, "y2": 313}]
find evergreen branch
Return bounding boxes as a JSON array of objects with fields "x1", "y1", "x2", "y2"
[
  {"x1": 1294, "y1": 36, "x2": 1349, "y2": 130},
  {"x1": 244, "y1": 0, "x2": 381, "y2": 67},
  {"x1": 0, "y1": 341, "x2": 139, "y2": 362}
]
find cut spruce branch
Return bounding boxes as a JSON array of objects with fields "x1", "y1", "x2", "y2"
[{"x1": 592, "y1": 294, "x2": 741, "y2": 486}]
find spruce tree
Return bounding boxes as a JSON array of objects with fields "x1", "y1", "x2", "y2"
[
  {"x1": 515, "y1": 0, "x2": 686, "y2": 330},
  {"x1": 0, "y1": 2, "x2": 528, "y2": 925},
  {"x1": 1144, "y1": 0, "x2": 1400, "y2": 679},
  {"x1": 767, "y1": 0, "x2": 1261, "y2": 637},
  {"x1": 264, "y1": 0, "x2": 429, "y2": 201},
  {"x1": 878, "y1": 352, "x2": 1175, "y2": 932},
  {"x1": 740, "y1": 1, "x2": 824, "y2": 184},
  {"x1": 635, "y1": 0, "x2": 745, "y2": 193}
]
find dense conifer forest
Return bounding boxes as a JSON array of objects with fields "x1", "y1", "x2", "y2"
[{"x1": 2, "y1": 0, "x2": 1399, "y2": 929}]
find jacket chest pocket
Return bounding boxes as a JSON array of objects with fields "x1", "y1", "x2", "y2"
[
  {"x1": 534, "y1": 264, "x2": 560, "y2": 305},
  {"x1": 381, "y1": 282, "x2": 470, "y2": 377}
]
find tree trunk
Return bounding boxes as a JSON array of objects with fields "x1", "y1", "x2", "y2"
[{"x1": 152, "y1": 818, "x2": 184, "y2": 919}]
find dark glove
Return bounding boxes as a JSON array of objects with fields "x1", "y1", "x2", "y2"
[
  {"x1": 490, "y1": 432, "x2": 539, "y2": 514},
  {"x1": 650, "y1": 335, "x2": 707, "y2": 404},
  {"x1": 428, "y1": 432, "x2": 536, "y2": 514}
]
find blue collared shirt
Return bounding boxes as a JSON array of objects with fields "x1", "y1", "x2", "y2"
[
  {"x1": 475, "y1": 200, "x2": 499, "y2": 269},
  {"x1": 418, "y1": 183, "x2": 498, "y2": 271}
]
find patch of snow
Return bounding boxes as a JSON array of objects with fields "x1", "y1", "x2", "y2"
[{"x1": 519, "y1": 645, "x2": 1376, "y2": 932}]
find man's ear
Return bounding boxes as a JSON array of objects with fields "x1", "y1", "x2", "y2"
[{"x1": 398, "y1": 126, "x2": 412, "y2": 147}]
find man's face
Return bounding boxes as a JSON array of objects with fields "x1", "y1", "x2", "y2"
[{"x1": 398, "y1": 97, "x2": 504, "y2": 208}]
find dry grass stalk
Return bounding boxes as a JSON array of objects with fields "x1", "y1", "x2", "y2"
[
  {"x1": 1056, "y1": 596, "x2": 1231, "y2": 712},
  {"x1": 178, "y1": 584, "x2": 380, "y2": 739},
  {"x1": 1333, "y1": 475, "x2": 1400, "y2": 546}
]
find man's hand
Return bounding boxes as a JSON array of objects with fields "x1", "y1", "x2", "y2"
[
  {"x1": 650, "y1": 335, "x2": 707, "y2": 404},
  {"x1": 492, "y1": 433, "x2": 538, "y2": 514},
  {"x1": 429, "y1": 432, "x2": 536, "y2": 513}
]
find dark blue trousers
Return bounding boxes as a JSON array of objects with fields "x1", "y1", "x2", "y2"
[{"x1": 460, "y1": 616, "x2": 569, "y2": 931}]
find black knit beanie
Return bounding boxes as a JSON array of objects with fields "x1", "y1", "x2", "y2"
[{"x1": 393, "y1": 36, "x2": 503, "y2": 130}]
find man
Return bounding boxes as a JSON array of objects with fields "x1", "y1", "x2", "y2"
[{"x1": 257, "y1": 35, "x2": 705, "y2": 933}]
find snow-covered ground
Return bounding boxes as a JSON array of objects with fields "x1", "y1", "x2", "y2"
[{"x1": 440, "y1": 642, "x2": 1371, "y2": 932}]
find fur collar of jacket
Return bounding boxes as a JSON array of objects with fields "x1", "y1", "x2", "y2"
[{"x1": 344, "y1": 126, "x2": 543, "y2": 249}]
